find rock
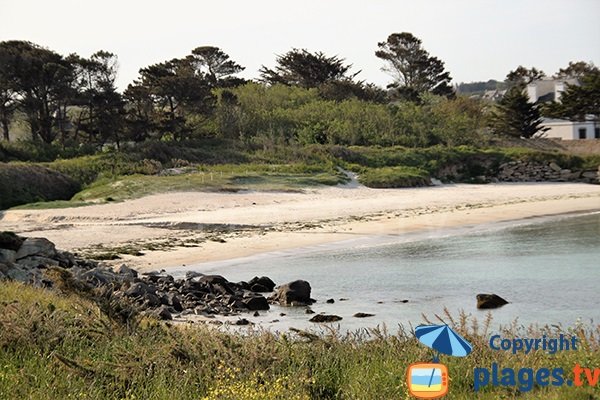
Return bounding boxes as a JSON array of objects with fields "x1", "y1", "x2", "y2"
[
  {"x1": 353, "y1": 313, "x2": 375, "y2": 318},
  {"x1": 185, "y1": 271, "x2": 204, "y2": 280},
  {"x1": 242, "y1": 295, "x2": 270, "y2": 311},
  {"x1": 270, "y1": 280, "x2": 312, "y2": 306},
  {"x1": 250, "y1": 283, "x2": 269, "y2": 292},
  {"x1": 582, "y1": 171, "x2": 599, "y2": 179},
  {"x1": 125, "y1": 282, "x2": 154, "y2": 297},
  {"x1": 0, "y1": 263, "x2": 9, "y2": 275},
  {"x1": 236, "y1": 281, "x2": 251, "y2": 291},
  {"x1": 166, "y1": 293, "x2": 183, "y2": 312},
  {"x1": 6, "y1": 266, "x2": 33, "y2": 284},
  {"x1": 248, "y1": 276, "x2": 275, "y2": 292},
  {"x1": 54, "y1": 251, "x2": 76, "y2": 267},
  {"x1": 326, "y1": 298, "x2": 335, "y2": 304},
  {"x1": 234, "y1": 318, "x2": 251, "y2": 325},
  {"x1": 549, "y1": 162, "x2": 562, "y2": 172},
  {"x1": 309, "y1": 314, "x2": 342, "y2": 323},
  {"x1": 253, "y1": 311, "x2": 260, "y2": 317},
  {"x1": 199, "y1": 274, "x2": 230, "y2": 286},
  {"x1": 15, "y1": 238, "x2": 56, "y2": 260},
  {"x1": 115, "y1": 264, "x2": 138, "y2": 278},
  {"x1": 0, "y1": 249, "x2": 16, "y2": 264},
  {"x1": 476, "y1": 293, "x2": 509, "y2": 309},
  {"x1": 78, "y1": 267, "x2": 119, "y2": 287},
  {"x1": 143, "y1": 293, "x2": 162, "y2": 307},
  {"x1": 0, "y1": 232, "x2": 24, "y2": 251},
  {"x1": 305, "y1": 308, "x2": 315, "y2": 314},
  {"x1": 16, "y1": 256, "x2": 59, "y2": 269},
  {"x1": 562, "y1": 171, "x2": 582, "y2": 180},
  {"x1": 154, "y1": 305, "x2": 172, "y2": 320}
]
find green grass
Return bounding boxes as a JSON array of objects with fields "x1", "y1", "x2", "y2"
[
  {"x1": 4, "y1": 141, "x2": 600, "y2": 210},
  {"x1": 72, "y1": 164, "x2": 344, "y2": 203},
  {"x1": 1, "y1": 281, "x2": 599, "y2": 399},
  {"x1": 357, "y1": 166, "x2": 431, "y2": 188},
  {"x1": 7, "y1": 163, "x2": 345, "y2": 208},
  {"x1": 10, "y1": 200, "x2": 93, "y2": 210}
]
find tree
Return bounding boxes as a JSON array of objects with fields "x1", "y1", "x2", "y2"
[
  {"x1": 506, "y1": 66, "x2": 546, "y2": 88},
  {"x1": 0, "y1": 41, "x2": 75, "y2": 144},
  {"x1": 545, "y1": 69, "x2": 600, "y2": 121},
  {"x1": 259, "y1": 49, "x2": 358, "y2": 88},
  {"x1": 70, "y1": 51, "x2": 124, "y2": 146},
  {"x1": 555, "y1": 61, "x2": 598, "y2": 80},
  {"x1": 189, "y1": 46, "x2": 245, "y2": 88},
  {"x1": 492, "y1": 86, "x2": 548, "y2": 138},
  {"x1": 133, "y1": 57, "x2": 215, "y2": 140},
  {"x1": 0, "y1": 43, "x2": 20, "y2": 141},
  {"x1": 123, "y1": 83, "x2": 156, "y2": 142},
  {"x1": 317, "y1": 80, "x2": 387, "y2": 103},
  {"x1": 375, "y1": 32, "x2": 454, "y2": 100}
]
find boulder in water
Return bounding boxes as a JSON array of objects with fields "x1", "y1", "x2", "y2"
[
  {"x1": 476, "y1": 293, "x2": 509, "y2": 309},
  {"x1": 310, "y1": 314, "x2": 342, "y2": 323},
  {"x1": 269, "y1": 280, "x2": 313, "y2": 306}
]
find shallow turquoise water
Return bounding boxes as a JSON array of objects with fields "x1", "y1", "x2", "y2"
[{"x1": 176, "y1": 212, "x2": 600, "y2": 332}]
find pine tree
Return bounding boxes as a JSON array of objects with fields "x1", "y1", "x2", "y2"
[{"x1": 492, "y1": 87, "x2": 548, "y2": 138}]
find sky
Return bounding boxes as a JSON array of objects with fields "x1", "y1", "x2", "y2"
[{"x1": 1, "y1": 0, "x2": 599, "y2": 91}]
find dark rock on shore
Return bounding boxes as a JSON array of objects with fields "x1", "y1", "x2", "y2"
[
  {"x1": 310, "y1": 314, "x2": 342, "y2": 323},
  {"x1": 269, "y1": 280, "x2": 313, "y2": 306},
  {"x1": 16, "y1": 238, "x2": 56, "y2": 260},
  {"x1": 353, "y1": 312, "x2": 374, "y2": 318},
  {"x1": 476, "y1": 293, "x2": 509, "y2": 309},
  {"x1": 248, "y1": 276, "x2": 275, "y2": 292},
  {"x1": 242, "y1": 295, "x2": 270, "y2": 311},
  {"x1": 0, "y1": 232, "x2": 281, "y2": 320},
  {"x1": 0, "y1": 232, "x2": 25, "y2": 251}
]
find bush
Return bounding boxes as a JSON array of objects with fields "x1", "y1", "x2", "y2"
[
  {"x1": 358, "y1": 166, "x2": 431, "y2": 188},
  {"x1": 0, "y1": 140, "x2": 97, "y2": 162},
  {"x1": 0, "y1": 163, "x2": 81, "y2": 209}
]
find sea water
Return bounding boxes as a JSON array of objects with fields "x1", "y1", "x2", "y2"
[{"x1": 175, "y1": 212, "x2": 600, "y2": 332}]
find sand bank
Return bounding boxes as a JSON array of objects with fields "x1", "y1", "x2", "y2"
[{"x1": 2, "y1": 182, "x2": 599, "y2": 272}]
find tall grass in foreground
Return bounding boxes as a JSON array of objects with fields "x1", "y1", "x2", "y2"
[{"x1": 0, "y1": 281, "x2": 599, "y2": 399}]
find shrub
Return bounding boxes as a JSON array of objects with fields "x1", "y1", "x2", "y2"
[
  {"x1": 0, "y1": 163, "x2": 81, "y2": 209},
  {"x1": 358, "y1": 166, "x2": 431, "y2": 188}
]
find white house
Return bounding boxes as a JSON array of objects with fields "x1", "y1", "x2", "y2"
[
  {"x1": 527, "y1": 78, "x2": 578, "y2": 103},
  {"x1": 527, "y1": 78, "x2": 598, "y2": 140},
  {"x1": 541, "y1": 118, "x2": 600, "y2": 140}
]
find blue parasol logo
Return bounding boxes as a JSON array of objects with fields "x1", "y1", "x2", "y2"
[
  {"x1": 415, "y1": 324, "x2": 473, "y2": 361},
  {"x1": 407, "y1": 325, "x2": 473, "y2": 398}
]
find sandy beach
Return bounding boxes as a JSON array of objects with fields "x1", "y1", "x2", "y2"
[{"x1": 2, "y1": 182, "x2": 600, "y2": 273}]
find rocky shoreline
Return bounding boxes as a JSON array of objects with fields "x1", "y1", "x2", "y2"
[{"x1": 0, "y1": 232, "x2": 323, "y2": 323}]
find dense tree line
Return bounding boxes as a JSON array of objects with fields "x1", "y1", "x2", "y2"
[{"x1": 0, "y1": 35, "x2": 597, "y2": 147}]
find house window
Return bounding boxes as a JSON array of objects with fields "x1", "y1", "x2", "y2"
[
  {"x1": 595, "y1": 127, "x2": 600, "y2": 139},
  {"x1": 578, "y1": 128, "x2": 587, "y2": 139}
]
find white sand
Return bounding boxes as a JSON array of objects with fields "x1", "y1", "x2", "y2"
[{"x1": 2, "y1": 182, "x2": 599, "y2": 272}]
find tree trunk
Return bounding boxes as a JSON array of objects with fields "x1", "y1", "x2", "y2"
[{"x1": 1, "y1": 117, "x2": 9, "y2": 141}]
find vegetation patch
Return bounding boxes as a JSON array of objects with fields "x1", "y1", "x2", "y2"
[
  {"x1": 358, "y1": 166, "x2": 431, "y2": 188},
  {"x1": 0, "y1": 163, "x2": 80, "y2": 209},
  {"x1": 0, "y1": 282, "x2": 598, "y2": 399}
]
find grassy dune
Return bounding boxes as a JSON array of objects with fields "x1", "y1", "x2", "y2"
[{"x1": 1, "y1": 282, "x2": 598, "y2": 399}]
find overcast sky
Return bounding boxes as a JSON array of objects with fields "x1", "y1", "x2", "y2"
[{"x1": 1, "y1": 0, "x2": 599, "y2": 90}]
